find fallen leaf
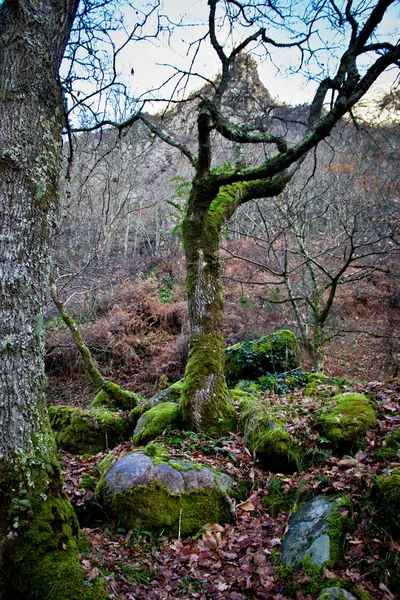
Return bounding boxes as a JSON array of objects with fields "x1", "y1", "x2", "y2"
[{"x1": 236, "y1": 499, "x2": 255, "y2": 512}]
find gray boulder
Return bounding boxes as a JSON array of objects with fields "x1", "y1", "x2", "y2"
[
  {"x1": 281, "y1": 495, "x2": 352, "y2": 568},
  {"x1": 95, "y1": 451, "x2": 233, "y2": 537}
]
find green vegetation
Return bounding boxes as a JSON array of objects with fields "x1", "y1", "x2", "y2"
[
  {"x1": 92, "y1": 381, "x2": 142, "y2": 410},
  {"x1": 225, "y1": 330, "x2": 300, "y2": 384},
  {"x1": 239, "y1": 395, "x2": 299, "y2": 471},
  {"x1": 96, "y1": 480, "x2": 231, "y2": 538},
  {"x1": 319, "y1": 393, "x2": 376, "y2": 449},
  {"x1": 132, "y1": 402, "x2": 181, "y2": 446},
  {"x1": 49, "y1": 406, "x2": 130, "y2": 454},
  {"x1": 375, "y1": 429, "x2": 400, "y2": 462}
]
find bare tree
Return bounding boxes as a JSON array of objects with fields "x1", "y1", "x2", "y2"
[{"x1": 135, "y1": 0, "x2": 399, "y2": 434}]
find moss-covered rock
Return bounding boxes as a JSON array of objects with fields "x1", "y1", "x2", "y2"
[
  {"x1": 377, "y1": 467, "x2": 400, "y2": 536},
  {"x1": 148, "y1": 379, "x2": 184, "y2": 406},
  {"x1": 304, "y1": 373, "x2": 349, "y2": 398},
  {"x1": 224, "y1": 329, "x2": 300, "y2": 384},
  {"x1": 95, "y1": 451, "x2": 233, "y2": 537},
  {"x1": 318, "y1": 393, "x2": 376, "y2": 450},
  {"x1": 281, "y1": 495, "x2": 353, "y2": 569},
  {"x1": 91, "y1": 380, "x2": 142, "y2": 410},
  {"x1": 132, "y1": 402, "x2": 181, "y2": 446},
  {"x1": 239, "y1": 395, "x2": 299, "y2": 472},
  {"x1": 49, "y1": 405, "x2": 130, "y2": 454},
  {"x1": 375, "y1": 429, "x2": 400, "y2": 462}
]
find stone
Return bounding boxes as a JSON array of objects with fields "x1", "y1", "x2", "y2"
[
  {"x1": 281, "y1": 495, "x2": 352, "y2": 568},
  {"x1": 318, "y1": 393, "x2": 376, "y2": 449},
  {"x1": 48, "y1": 405, "x2": 129, "y2": 454},
  {"x1": 317, "y1": 587, "x2": 356, "y2": 600},
  {"x1": 224, "y1": 329, "x2": 300, "y2": 384},
  {"x1": 95, "y1": 451, "x2": 233, "y2": 537},
  {"x1": 132, "y1": 402, "x2": 180, "y2": 446}
]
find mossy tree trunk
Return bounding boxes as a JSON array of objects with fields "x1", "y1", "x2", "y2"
[
  {"x1": 181, "y1": 156, "x2": 288, "y2": 433},
  {"x1": 139, "y1": 1, "x2": 398, "y2": 432},
  {"x1": 0, "y1": 2, "x2": 90, "y2": 599}
]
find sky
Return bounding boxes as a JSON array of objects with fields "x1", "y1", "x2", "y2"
[
  {"x1": 62, "y1": 0, "x2": 399, "y2": 122},
  {"x1": 116, "y1": 0, "x2": 399, "y2": 106}
]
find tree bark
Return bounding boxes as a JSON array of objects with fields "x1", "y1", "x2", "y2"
[
  {"x1": 181, "y1": 176, "x2": 287, "y2": 434},
  {"x1": 181, "y1": 182, "x2": 235, "y2": 434},
  {"x1": 0, "y1": 2, "x2": 90, "y2": 598}
]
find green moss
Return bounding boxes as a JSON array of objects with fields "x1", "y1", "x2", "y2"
[
  {"x1": 181, "y1": 332, "x2": 237, "y2": 437},
  {"x1": 261, "y1": 477, "x2": 311, "y2": 517},
  {"x1": 97, "y1": 454, "x2": 116, "y2": 474},
  {"x1": 377, "y1": 467, "x2": 400, "y2": 511},
  {"x1": 375, "y1": 429, "x2": 400, "y2": 462},
  {"x1": 144, "y1": 442, "x2": 168, "y2": 458},
  {"x1": 92, "y1": 381, "x2": 141, "y2": 410},
  {"x1": 326, "y1": 498, "x2": 354, "y2": 567},
  {"x1": 0, "y1": 415, "x2": 106, "y2": 599},
  {"x1": 49, "y1": 405, "x2": 130, "y2": 454},
  {"x1": 97, "y1": 480, "x2": 231, "y2": 538},
  {"x1": 224, "y1": 329, "x2": 300, "y2": 384},
  {"x1": 239, "y1": 396, "x2": 299, "y2": 472},
  {"x1": 279, "y1": 556, "x2": 324, "y2": 597},
  {"x1": 132, "y1": 402, "x2": 181, "y2": 446},
  {"x1": 319, "y1": 393, "x2": 376, "y2": 449},
  {"x1": 79, "y1": 475, "x2": 95, "y2": 491},
  {"x1": 304, "y1": 373, "x2": 349, "y2": 397}
]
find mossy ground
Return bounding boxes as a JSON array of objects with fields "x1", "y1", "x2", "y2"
[{"x1": 239, "y1": 395, "x2": 300, "y2": 471}]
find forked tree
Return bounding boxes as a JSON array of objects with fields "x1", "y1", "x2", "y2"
[{"x1": 137, "y1": 0, "x2": 400, "y2": 434}]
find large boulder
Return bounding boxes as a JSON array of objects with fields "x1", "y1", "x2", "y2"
[
  {"x1": 318, "y1": 393, "x2": 376, "y2": 449},
  {"x1": 95, "y1": 451, "x2": 233, "y2": 537},
  {"x1": 281, "y1": 495, "x2": 352, "y2": 568},
  {"x1": 132, "y1": 402, "x2": 180, "y2": 446},
  {"x1": 224, "y1": 330, "x2": 300, "y2": 384},
  {"x1": 48, "y1": 406, "x2": 130, "y2": 454}
]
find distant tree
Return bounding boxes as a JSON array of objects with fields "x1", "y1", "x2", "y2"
[
  {"x1": 225, "y1": 147, "x2": 398, "y2": 372},
  {"x1": 138, "y1": 0, "x2": 400, "y2": 433}
]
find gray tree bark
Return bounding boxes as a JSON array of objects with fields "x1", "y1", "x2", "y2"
[{"x1": 0, "y1": 2, "x2": 90, "y2": 598}]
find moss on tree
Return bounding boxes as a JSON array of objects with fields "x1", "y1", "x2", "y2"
[
  {"x1": 92, "y1": 381, "x2": 142, "y2": 410},
  {"x1": 0, "y1": 416, "x2": 107, "y2": 599},
  {"x1": 181, "y1": 332, "x2": 237, "y2": 436}
]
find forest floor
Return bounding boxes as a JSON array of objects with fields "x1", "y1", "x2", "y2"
[{"x1": 49, "y1": 377, "x2": 400, "y2": 600}]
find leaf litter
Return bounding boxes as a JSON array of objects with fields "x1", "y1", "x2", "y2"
[{"x1": 58, "y1": 380, "x2": 400, "y2": 599}]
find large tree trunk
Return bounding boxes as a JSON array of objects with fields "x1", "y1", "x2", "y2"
[
  {"x1": 0, "y1": 2, "x2": 90, "y2": 599},
  {"x1": 180, "y1": 183, "x2": 236, "y2": 435}
]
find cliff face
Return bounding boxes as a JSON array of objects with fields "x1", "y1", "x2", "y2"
[{"x1": 56, "y1": 54, "x2": 397, "y2": 278}]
